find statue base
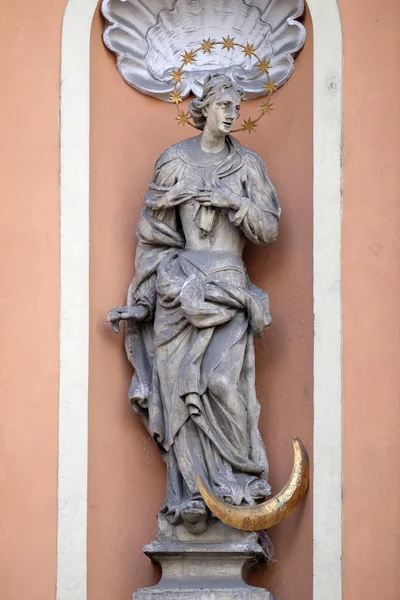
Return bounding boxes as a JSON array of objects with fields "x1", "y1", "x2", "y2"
[
  {"x1": 133, "y1": 515, "x2": 274, "y2": 600},
  {"x1": 135, "y1": 591, "x2": 273, "y2": 599}
]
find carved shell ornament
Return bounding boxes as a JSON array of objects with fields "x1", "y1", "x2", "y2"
[{"x1": 101, "y1": 0, "x2": 306, "y2": 103}]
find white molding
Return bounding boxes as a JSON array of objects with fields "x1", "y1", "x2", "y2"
[
  {"x1": 57, "y1": 1, "x2": 99, "y2": 599},
  {"x1": 58, "y1": 1, "x2": 343, "y2": 599},
  {"x1": 307, "y1": 2, "x2": 343, "y2": 599}
]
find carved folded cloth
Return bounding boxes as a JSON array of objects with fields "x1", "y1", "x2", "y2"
[
  {"x1": 147, "y1": 176, "x2": 220, "y2": 237},
  {"x1": 143, "y1": 135, "x2": 281, "y2": 245},
  {"x1": 126, "y1": 249, "x2": 271, "y2": 514},
  {"x1": 157, "y1": 251, "x2": 271, "y2": 336},
  {"x1": 127, "y1": 247, "x2": 270, "y2": 465}
]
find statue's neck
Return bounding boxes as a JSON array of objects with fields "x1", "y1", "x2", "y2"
[
  {"x1": 179, "y1": 135, "x2": 230, "y2": 167},
  {"x1": 200, "y1": 128, "x2": 227, "y2": 154}
]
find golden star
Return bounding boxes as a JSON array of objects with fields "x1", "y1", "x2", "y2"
[
  {"x1": 264, "y1": 79, "x2": 277, "y2": 94},
  {"x1": 260, "y1": 99, "x2": 274, "y2": 115},
  {"x1": 257, "y1": 58, "x2": 271, "y2": 74},
  {"x1": 241, "y1": 117, "x2": 258, "y2": 134},
  {"x1": 181, "y1": 49, "x2": 197, "y2": 65},
  {"x1": 242, "y1": 43, "x2": 257, "y2": 58},
  {"x1": 170, "y1": 89, "x2": 183, "y2": 105},
  {"x1": 222, "y1": 36, "x2": 236, "y2": 51},
  {"x1": 200, "y1": 38, "x2": 216, "y2": 54},
  {"x1": 171, "y1": 67, "x2": 184, "y2": 83},
  {"x1": 176, "y1": 109, "x2": 190, "y2": 126}
]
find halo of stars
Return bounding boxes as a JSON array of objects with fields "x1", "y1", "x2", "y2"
[{"x1": 169, "y1": 37, "x2": 276, "y2": 134}]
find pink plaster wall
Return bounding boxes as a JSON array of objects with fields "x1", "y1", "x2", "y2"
[
  {"x1": 340, "y1": 1, "x2": 400, "y2": 598},
  {"x1": 0, "y1": 1, "x2": 66, "y2": 598}
]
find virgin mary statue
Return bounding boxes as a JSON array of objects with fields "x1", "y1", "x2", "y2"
[{"x1": 108, "y1": 73, "x2": 281, "y2": 534}]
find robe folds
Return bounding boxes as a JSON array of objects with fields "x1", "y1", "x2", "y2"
[{"x1": 125, "y1": 135, "x2": 281, "y2": 523}]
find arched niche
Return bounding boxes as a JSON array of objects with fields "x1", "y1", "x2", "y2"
[{"x1": 58, "y1": 2, "x2": 342, "y2": 600}]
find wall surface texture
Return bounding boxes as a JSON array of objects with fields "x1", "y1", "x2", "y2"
[
  {"x1": 341, "y1": 1, "x2": 400, "y2": 598},
  {"x1": 0, "y1": 1, "x2": 66, "y2": 599},
  {"x1": 0, "y1": 1, "x2": 400, "y2": 599}
]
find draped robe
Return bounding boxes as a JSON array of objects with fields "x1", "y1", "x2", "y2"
[{"x1": 125, "y1": 135, "x2": 281, "y2": 523}]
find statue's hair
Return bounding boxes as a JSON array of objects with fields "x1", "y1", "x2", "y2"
[{"x1": 189, "y1": 73, "x2": 244, "y2": 130}]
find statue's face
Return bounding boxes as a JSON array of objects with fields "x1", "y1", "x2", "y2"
[{"x1": 203, "y1": 88, "x2": 242, "y2": 135}]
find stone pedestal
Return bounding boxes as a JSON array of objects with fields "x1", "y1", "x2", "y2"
[{"x1": 133, "y1": 516, "x2": 274, "y2": 600}]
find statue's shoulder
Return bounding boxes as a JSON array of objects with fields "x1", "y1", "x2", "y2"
[
  {"x1": 230, "y1": 136, "x2": 267, "y2": 172},
  {"x1": 155, "y1": 135, "x2": 202, "y2": 169},
  {"x1": 154, "y1": 141, "x2": 182, "y2": 169}
]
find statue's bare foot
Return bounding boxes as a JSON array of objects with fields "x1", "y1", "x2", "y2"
[{"x1": 181, "y1": 500, "x2": 209, "y2": 535}]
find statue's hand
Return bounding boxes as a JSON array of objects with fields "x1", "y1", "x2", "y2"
[
  {"x1": 107, "y1": 305, "x2": 149, "y2": 333},
  {"x1": 199, "y1": 180, "x2": 242, "y2": 211},
  {"x1": 172, "y1": 177, "x2": 211, "y2": 201}
]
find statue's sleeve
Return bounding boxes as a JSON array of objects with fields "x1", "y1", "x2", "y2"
[
  {"x1": 229, "y1": 152, "x2": 281, "y2": 245},
  {"x1": 126, "y1": 152, "x2": 185, "y2": 316},
  {"x1": 143, "y1": 145, "x2": 192, "y2": 210}
]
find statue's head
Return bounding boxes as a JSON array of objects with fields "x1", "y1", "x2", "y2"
[{"x1": 189, "y1": 73, "x2": 244, "y2": 135}]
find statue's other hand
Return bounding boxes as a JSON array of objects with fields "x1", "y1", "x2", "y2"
[
  {"x1": 172, "y1": 177, "x2": 211, "y2": 201},
  {"x1": 199, "y1": 181, "x2": 241, "y2": 210},
  {"x1": 107, "y1": 305, "x2": 149, "y2": 333}
]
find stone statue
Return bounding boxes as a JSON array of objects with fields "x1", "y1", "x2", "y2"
[{"x1": 108, "y1": 73, "x2": 281, "y2": 535}]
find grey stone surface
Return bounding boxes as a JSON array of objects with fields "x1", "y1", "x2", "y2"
[
  {"x1": 135, "y1": 589, "x2": 273, "y2": 599},
  {"x1": 133, "y1": 516, "x2": 274, "y2": 599},
  {"x1": 157, "y1": 513, "x2": 258, "y2": 544},
  {"x1": 108, "y1": 74, "x2": 281, "y2": 536},
  {"x1": 101, "y1": 0, "x2": 306, "y2": 101}
]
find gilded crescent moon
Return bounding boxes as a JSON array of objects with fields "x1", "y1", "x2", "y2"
[{"x1": 197, "y1": 437, "x2": 309, "y2": 531}]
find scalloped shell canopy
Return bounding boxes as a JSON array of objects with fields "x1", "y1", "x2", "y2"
[{"x1": 101, "y1": 0, "x2": 306, "y2": 101}]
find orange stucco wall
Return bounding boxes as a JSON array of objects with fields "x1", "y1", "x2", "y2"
[
  {"x1": 340, "y1": 0, "x2": 400, "y2": 598},
  {"x1": 88, "y1": 7, "x2": 313, "y2": 600},
  {"x1": 1, "y1": 1, "x2": 400, "y2": 600},
  {"x1": 0, "y1": 1, "x2": 66, "y2": 599}
]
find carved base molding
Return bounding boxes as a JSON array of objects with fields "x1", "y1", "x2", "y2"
[
  {"x1": 133, "y1": 516, "x2": 274, "y2": 600},
  {"x1": 135, "y1": 589, "x2": 273, "y2": 599}
]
